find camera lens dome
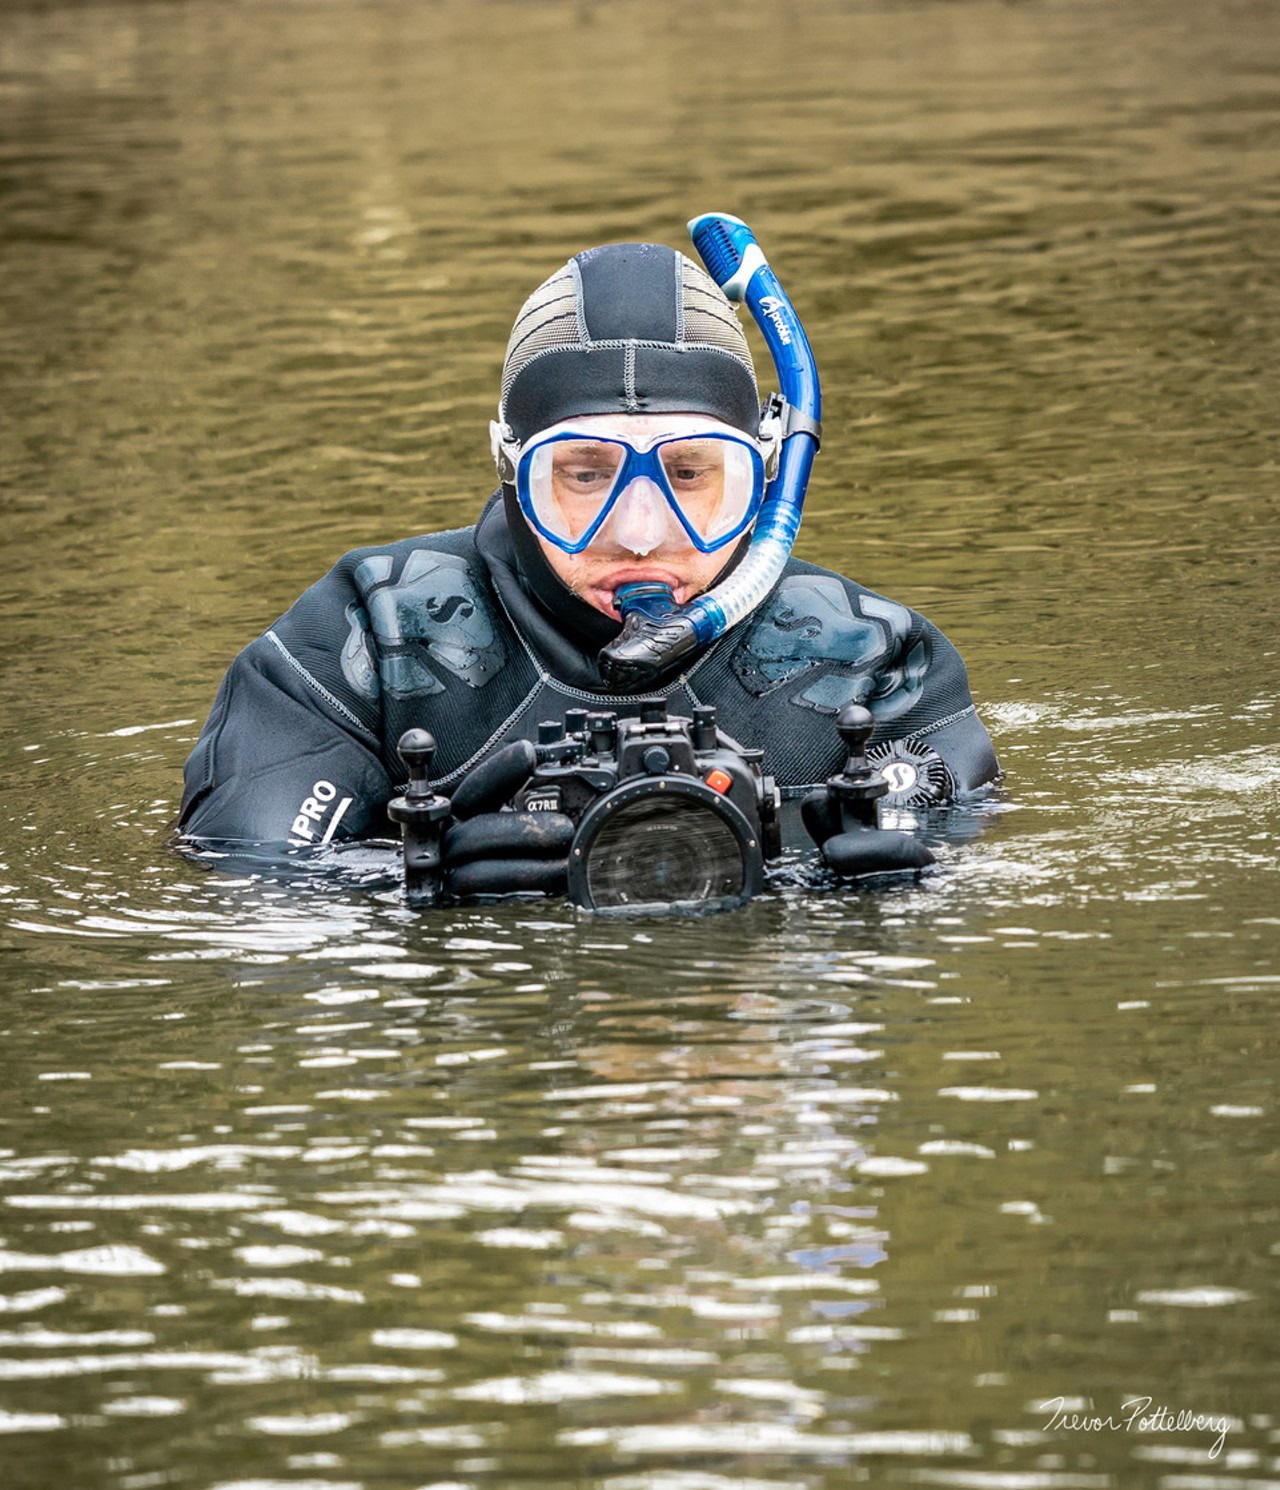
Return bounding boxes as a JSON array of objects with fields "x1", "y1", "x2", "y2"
[{"x1": 568, "y1": 778, "x2": 763, "y2": 913}]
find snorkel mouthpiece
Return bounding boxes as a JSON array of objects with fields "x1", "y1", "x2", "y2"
[
  {"x1": 614, "y1": 581, "x2": 682, "y2": 621},
  {"x1": 598, "y1": 213, "x2": 821, "y2": 692},
  {"x1": 606, "y1": 582, "x2": 699, "y2": 690}
]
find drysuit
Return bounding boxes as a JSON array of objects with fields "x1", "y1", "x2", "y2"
[{"x1": 179, "y1": 492, "x2": 1000, "y2": 850}]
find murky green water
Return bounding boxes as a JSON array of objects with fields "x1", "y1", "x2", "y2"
[{"x1": 1, "y1": 0, "x2": 1277, "y2": 1486}]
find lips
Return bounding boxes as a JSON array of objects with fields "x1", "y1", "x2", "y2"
[{"x1": 531, "y1": 527, "x2": 719, "y2": 621}]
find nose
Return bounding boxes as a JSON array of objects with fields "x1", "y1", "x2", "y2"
[{"x1": 604, "y1": 476, "x2": 676, "y2": 557}]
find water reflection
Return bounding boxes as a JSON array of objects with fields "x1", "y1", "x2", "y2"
[
  {"x1": 3, "y1": 835, "x2": 1272, "y2": 1480},
  {"x1": 1, "y1": 690, "x2": 1273, "y2": 1479}
]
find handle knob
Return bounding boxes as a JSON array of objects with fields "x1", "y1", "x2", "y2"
[
  {"x1": 588, "y1": 711, "x2": 618, "y2": 756},
  {"x1": 826, "y1": 704, "x2": 886, "y2": 829},
  {"x1": 835, "y1": 704, "x2": 875, "y2": 763},
  {"x1": 396, "y1": 728, "x2": 437, "y2": 790},
  {"x1": 389, "y1": 729, "x2": 450, "y2": 907}
]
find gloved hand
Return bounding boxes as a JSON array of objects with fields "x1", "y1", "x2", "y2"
[
  {"x1": 442, "y1": 740, "x2": 574, "y2": 899},
  {"x1": 800, "y1": 787, "x2": 934, "y2": 879}
]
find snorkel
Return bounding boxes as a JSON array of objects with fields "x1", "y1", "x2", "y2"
[{"x1": 599, "y1": 212, "x2": 821, "y2": 690}]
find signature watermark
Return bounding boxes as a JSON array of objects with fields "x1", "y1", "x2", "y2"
[{"x1": 1041, "y1": 1396, "x2": 1231, "y2": 1460}]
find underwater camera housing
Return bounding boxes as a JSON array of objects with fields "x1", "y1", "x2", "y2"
[
  {"x1": 388, "y1": 701, "x2": 781, "y2": 914},
  {"x1": 389, "y1": 701, "x2": 935, "y2": 913},
  {"x1": 520, "y1": 699, "x2": 781, "y2": 913}
]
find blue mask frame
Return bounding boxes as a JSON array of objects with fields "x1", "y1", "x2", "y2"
[{"x1": 509, "y1": 428, "x2": 768, "y2": 557}]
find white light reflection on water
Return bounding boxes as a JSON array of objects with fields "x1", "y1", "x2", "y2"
[
  {"x1": 560, "y1": 1423, "x2": 975, "y2": 1456},
  {"x1": 0, "y1": 1245, "x2": 166, "y2": 1276}
]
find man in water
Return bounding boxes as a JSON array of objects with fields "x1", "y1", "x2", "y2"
[{"x1": 180, "y1": 239, "x2": 999, "y2": 889}]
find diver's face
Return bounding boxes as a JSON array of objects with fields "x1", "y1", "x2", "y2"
[{"x1": 529, "y1": 413, "x2": 735, "y2": 620}]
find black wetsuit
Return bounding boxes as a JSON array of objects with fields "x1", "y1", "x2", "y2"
[{"x1": 180, "y1": 492, "x2": 999, "y2": 848}]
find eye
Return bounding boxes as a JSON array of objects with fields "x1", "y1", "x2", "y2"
[
  {"x1": 553, "y1": 445, "x2": 620, "y2": 495},
  {"x1": 662, "y1": 442, "x2": 721, "y2": 488},
  {"x1": 563, "y1": 464, "x2": 613, "y2": 488},
  {"x1": 666, "y1": 460, "x2": 717, "y2": 488}
]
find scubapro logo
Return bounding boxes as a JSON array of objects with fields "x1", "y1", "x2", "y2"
[
  {"x1": 758, "y1": 296, "x2": 793, "y2": 346},
  {"x1": 882, "y1": 761, "x2": 919, "y2": 795},
  {"x1": 288, "y1": 779, "x2": 354, "y2": 848},
  {"x1": 867, "y1": 737, "x2": 954, "y2": 807}
]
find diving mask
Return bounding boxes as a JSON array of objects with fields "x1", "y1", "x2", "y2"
[{"x1": 491, "y1": 413, "x2": 780, "y2": 557}]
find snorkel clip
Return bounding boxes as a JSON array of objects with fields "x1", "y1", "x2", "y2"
[{"x1": 764, "y1": 390, "x2": 822, "y2": 451}]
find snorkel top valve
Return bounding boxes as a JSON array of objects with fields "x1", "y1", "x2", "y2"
[
  {"x1": 599, "y1": 213, "x2": 822, "y2": 691},
  {"x1": 687, "y1": 213, "x2": 770, "y2": 302}
]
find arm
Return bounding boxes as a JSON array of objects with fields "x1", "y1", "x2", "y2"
[
  {"x1": 889, "y1": 624, "x2": 1001, "y2": 800},
  {"x1": 180, "y1": 570, "x2": 392, "y2": 849}
]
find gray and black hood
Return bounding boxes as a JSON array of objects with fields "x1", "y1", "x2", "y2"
[{"x1": 497, "y1": 242, "x2": 761, "y2": 444}]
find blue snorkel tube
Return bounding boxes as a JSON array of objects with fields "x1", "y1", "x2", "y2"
[{"x1": 599, "y1": 212, "x2": 822, "y2": 691}]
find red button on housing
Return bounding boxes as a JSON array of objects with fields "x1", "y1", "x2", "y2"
[{"x1": 704, "y1": 768, "x2": 733, "y2": 795}]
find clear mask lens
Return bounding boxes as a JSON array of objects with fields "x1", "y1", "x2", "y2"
[{"x1": 515, "y1": 424, "x2": 765, "y2": 555}]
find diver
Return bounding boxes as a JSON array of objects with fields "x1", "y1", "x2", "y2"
[{"x1": 179, "y1": 216, "x2": 1001, "y2": 897}]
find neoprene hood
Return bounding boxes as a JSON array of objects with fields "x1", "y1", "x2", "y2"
[{"x1": 498, "y1": 243, "x2": 761, "y2": 443}]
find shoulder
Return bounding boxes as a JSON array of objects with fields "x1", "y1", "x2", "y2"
[
  {"x1": 743, "y1": 557, "x2": 997, "y2": 796},
  {"x1": 266, "y1": 523, "x2": 509, "y2": 687},
  {"x1": 686, "y1": 552, "x2": 997, "y2": 795},
  {"x1": 324, "y1": 525, "x2": 483, "y2": 593},
  {"x1": 731, "y1": 556, "x2": 939, "y2": 689},
  {"x1": 271, "y1": 526, "x2": 487, "y2": 623},
  {"x1": 776, "y1": 554, "x2": 937, "y2": 635}
]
